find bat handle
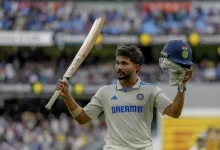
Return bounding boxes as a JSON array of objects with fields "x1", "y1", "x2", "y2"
[
  {"x1": 45, "y1": 90, "x2": 61, "y2": 110},
  {"x1": 45, "y1": 78, "x2": 68, "y2": 110}
]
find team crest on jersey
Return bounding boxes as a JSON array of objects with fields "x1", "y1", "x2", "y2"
[{"x1": 136, "y1": 93, "x2": 144, "y2": 100}]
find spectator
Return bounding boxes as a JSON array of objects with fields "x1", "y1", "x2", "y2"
[
  {"x1": 0, "y1": 112, "x2": 106, "y2": 150},
  {"x1": 189, "y1": 137, "x2": 206, "y2": 150},
  {"x1": 0, "y1": 2, "x2": 220, "y2": 35}
]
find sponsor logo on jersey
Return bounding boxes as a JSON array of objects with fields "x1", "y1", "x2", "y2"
[
  {"x1": 111, "y1": 95, "x2": 117, "y2": 100},
  {"x1": 112, "y1": 105, "x2": 143, "y2": 113}
]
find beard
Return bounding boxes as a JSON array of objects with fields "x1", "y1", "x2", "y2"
[{"x1": 117, "y1": 71, "x2": 131, "y2": 80}]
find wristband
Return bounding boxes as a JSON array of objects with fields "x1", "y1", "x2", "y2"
[
  {"x1": 178, "y1": 86, "x2": 186, "y2": 92},
  {"x1": 70, "y1": 106, "x2": 82, "y2": 118}
]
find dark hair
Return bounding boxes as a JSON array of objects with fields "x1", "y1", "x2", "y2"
[{"x1": 116, "y1": 45, "x2": 144, "y2": 65}]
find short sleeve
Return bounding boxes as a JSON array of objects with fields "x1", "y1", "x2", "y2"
[
  {"x1": 83, "y1": 88, "x2": 103, "y2": 120},
  {"x1": 153, "y1": 86, "x2": 172, "y2": 115}
]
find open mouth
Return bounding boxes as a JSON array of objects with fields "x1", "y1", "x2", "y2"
[{"x1": 117, "y1": 72, "x2": 124, "y2": 75}]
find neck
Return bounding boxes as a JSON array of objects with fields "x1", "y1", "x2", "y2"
[{"x1": 119, "y1": 75, "x2": 138, "y2": 89}]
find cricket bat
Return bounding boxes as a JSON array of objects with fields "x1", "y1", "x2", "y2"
[{"x1": 45, "y1": 18, "x2": 105, "y2": 110}]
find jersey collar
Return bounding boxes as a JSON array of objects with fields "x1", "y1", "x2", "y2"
[{"x1": 116, "y1": 77, "x2": 141, "y2": 91}]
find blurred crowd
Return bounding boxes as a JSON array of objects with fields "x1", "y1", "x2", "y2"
[
  {"x1": 0, "y1": 112, "x2": 106, "y2": 150},
  {"x1": 0, "y1": 1, "x2": 220, "y2": 35},
  {"x1": 189, "y1": 127, "x2": 220, "y2": 150},
  {"x1": 0, "y1": 59, "x2": 220, "y2": 85}
]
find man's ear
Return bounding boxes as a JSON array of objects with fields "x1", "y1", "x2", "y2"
[{"x1": 135, "y1": 64, "x2": 141, "y2": 72}]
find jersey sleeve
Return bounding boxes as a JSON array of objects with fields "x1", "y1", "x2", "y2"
[
  {"x1": 83, "y1": 88, "x2": 103, "y2": 120},
  {"x1": 153, "y1": 86, "x2": 172, "y2": 115}
]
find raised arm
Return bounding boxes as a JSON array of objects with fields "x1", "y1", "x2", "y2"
[
  {"x1": 163, "y1": 67, "x2": 193, "y2": 118},
  {"x1": 56, "y1": 80, "x2": 91, "y2": 125}
]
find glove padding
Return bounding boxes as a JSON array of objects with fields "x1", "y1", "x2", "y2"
[{"x1": 159, "y1": 57, "x2": 188, "y2": 89}]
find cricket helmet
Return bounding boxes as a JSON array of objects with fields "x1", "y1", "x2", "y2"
[{"x1": 161, "y1": 40, "x2": 193, "y2": 68}]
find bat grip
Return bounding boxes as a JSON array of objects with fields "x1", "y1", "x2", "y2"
[
  {"x1": 45, "y1": 78, "x2": 68, "y2": 110},
  {"x1": 45, "y1": 90, "x2": 61, "y2": 110}
]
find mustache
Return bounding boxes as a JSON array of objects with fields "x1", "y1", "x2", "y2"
[{"x1": 117, "y1": 70, "x2": 125, "y2": 73}]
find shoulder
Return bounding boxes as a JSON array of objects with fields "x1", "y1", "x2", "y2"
[
  {"x1": 98, "y1": 82, "x2": 117, "y2": 91},
  {"x1": 139, "y1": 81, "x2": 162, "y2": 94},
  {"x1": 139, "y1": 80, "x2": 157, "y2": 88},
  {"x1": 95, "y1": 83, "x2": 116, "y2": 98}
]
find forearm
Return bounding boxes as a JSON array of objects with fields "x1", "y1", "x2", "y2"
[
  {"x1": 63, "y1": 94, "x2": 91, "y2": 124},
  {"x1": 172, "y1": 92, "x2": 184, "y2": 117},
  {"x1": 171, "y1": 84, "x2": 186, "y2": 117},
  {"x1": 63, "y1": 94, "x2": 79, "y2": 111}
]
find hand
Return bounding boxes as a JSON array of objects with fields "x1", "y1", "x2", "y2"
[
  {"x1": 55, "y1": 79, "x2": 70, "y2": 98},
  {"x1": 182, "y1": 66, "x2": 194, "y2": 85}
]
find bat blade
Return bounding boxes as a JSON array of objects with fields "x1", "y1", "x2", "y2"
[
  {"x1": 45, "y1": 18, "x2": 105, "y2": 110},
  {"x1": 64, "y1": 18, "x2": 105, "y2": 78}
]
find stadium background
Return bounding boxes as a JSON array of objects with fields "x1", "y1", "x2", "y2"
[{"x1": 0, "y1": 0, "x2": 219, "y2": 150}]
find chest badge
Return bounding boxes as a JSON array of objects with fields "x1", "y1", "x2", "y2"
[{"x1": 136, "y1": 93, "x2": 144, "y2": 100}]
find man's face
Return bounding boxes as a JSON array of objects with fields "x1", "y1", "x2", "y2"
[{"x1": 115, "y1": 56, "x2": 139, "y2": 80}]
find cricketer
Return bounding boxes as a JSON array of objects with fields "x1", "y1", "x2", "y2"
[{"x1": 56, "y1": 43, "x2": 193, "y2": 150}]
